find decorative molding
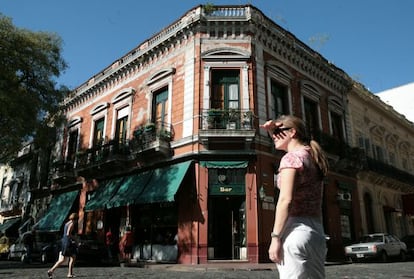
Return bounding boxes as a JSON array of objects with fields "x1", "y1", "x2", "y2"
[
  {"x1": 112, "y1": 87, "x2": 135, "y2": 104},
  {"x1": 90, "y1": 102, "x2": 109, "y2": 115}
]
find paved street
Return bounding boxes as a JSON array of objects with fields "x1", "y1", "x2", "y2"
[{"x1": 1, "y1": 260, "x2": 414, "y2": 278}]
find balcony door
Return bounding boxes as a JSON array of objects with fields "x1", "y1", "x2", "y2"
[
  {"x1": 152, "y1": 87, "x2": 169, "y2": 130},
  {"x1": 211, "y1": 70, "x2": 240, "y2": 110},
  {"x1": 93, "y1": 117, "x2": 105, "y2": 147},
  {"x1": 115, "y1": 106, "x2": 129, "y2": 145}
]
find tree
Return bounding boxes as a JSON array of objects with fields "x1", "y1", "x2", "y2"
[{"x1": 0, "y1": 14, "x2": 69, "y2": 163}]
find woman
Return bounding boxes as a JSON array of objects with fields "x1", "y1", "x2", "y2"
[
  {"x1": 260, "y1": 115, "x2": 328, "y2": 279},
  {"x1": 48, "y1": 213, "x2": 78, "y2": 278}
]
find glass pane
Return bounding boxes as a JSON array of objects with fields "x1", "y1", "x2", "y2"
[
  {"x1": 153, "y1": 88, "x2": 169, "y2": 128},
  {"x1": 212, "y1": 84, "x2": 225, "y2": 109},
  {"x1": 67, "y1": 131, "x2": 78, "y2": 161},
  {"x1": 304, "y1": 98, "x2": 319, "y2": 135},
  {"x1": 94, "y1": 118, "x2": 105, "y2": 146},
  {"x1": 271, "y1": 80, "x2": 289, "y2": 117},
  {"x1": 116, "y1": 116, "x2": 128, "y2": 143}
]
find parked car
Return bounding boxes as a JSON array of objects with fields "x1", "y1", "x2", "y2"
[
  {"x1": 344, "y1": 233, "x2": 407, "y2": 263},
  {"x1": 8, "y1": 232, "x2": 27, "y2": 261},
  {"x1": 41, "y1": 234, "x2": 107, "y2": 265},
  {"x1": 8, "y1": 231, "x2": 58, "y2": 263},
  {"x1": 401, "y1": 235, "x2": 414, "y2": 257}
]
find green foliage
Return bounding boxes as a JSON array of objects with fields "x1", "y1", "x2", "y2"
[
  {"x1": 204, "y1": 2, "x2": 216, "y2": 15},
  {"x1": 0, "y1": 14, "x2": 68, "y2": 162}
]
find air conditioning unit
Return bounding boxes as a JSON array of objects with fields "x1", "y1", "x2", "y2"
[
  {"x1": 343, "y1": 193, "x2": 352, "y2": 201},
  {"x1": 337, "y1": 192, "x2": 352, "y2": 201}
]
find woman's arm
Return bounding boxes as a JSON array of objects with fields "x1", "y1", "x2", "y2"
[
  {"x1": 66, "y1": 222, "x2": 74, "y2": 237},
  {"x1": 273, "y1": 168, "x2": 295, "y2": 235},
  {"x1": 268, "y1": 168, "x2": 295, "y2": 263}
]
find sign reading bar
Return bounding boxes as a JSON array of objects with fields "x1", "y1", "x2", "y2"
[{"x1": 209, "y1": 184, "x2": 245, "y2": 196}]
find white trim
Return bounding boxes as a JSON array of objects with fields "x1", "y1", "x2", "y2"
[{"x1": 90, "y1": 102, "x2": 109, "y2": 115}]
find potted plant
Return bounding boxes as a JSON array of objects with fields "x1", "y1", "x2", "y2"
[
  {"x1": 242, "y1": 111, "x2": 253, "y2": 129},
  {"x1": 207, "y1": 109, "x2": 224, "y2": 129},
  {"x1": 225, "y1": 109, "x2": 239, "y2": 129},
  {"x1": 159, "y1": 129, "x2": 172, "y2": 140},
  {"x1": 144, "y1": 122, "x2": 155, "y2": 132}
]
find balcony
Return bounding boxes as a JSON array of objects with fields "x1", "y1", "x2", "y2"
[
  {"x1": 129, "y1": 122, "x2": 173, "y2": 160},
  {"x1": 75, "y1": 140, "x2": 131, "y2": 178},
  {"x1": 313, "y1": 130, "x2": 365, "y2": 173},
  {"x1": 50, "y1": 160, "x2": 77, "y2": 184},
  {"x1": 75, "y1": 122, "x2": 173, "y2": 177},
  {"x1": 365, "y1": 157, "x2": 414, "y2": 185},
  {"x1": 199, "y1": 109, "x2": 256, "y2": 148}
]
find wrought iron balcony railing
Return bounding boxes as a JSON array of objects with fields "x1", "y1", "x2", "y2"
[
  {"x1": 201, "y1": 109, "x2": 254, "y2": 130},
  {"x1": 75, "y1": 140, "x2": 130, "y2": 169},
  {"x1": 365, "y1": 157, "x2": 414, "y2": 185},
  {"x1": 129, "y1": 122, "x2": 173, "y2": 152},
  {"x1": 75, "y1": 121, "x2": 173, "y2": 171}
]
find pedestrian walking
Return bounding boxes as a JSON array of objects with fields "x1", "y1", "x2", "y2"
[
  {"x1": 106, "y1": 229, "x2": 114, "y2": 260},
  {"x1": 48, "y1": 213, "x2": 78, "y2": 278},
  {"x1": 260, "y1": 115, "x2": 329, "y2": 279},
  {"x1": 119, "y1": 226, "x2": 134, "y2": 262}
]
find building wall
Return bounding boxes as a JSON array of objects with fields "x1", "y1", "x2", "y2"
[{"x1": 348, "y1": 84, "x2": 414, "y2": 238}]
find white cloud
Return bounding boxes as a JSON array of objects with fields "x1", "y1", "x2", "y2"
[{"x1": 376, "y1": 83, "x2": 414, "y2": 123}]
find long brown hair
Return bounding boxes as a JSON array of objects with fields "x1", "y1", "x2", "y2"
[{"x1": 275, "y1": 115, "x2": 329, "y2": 176}]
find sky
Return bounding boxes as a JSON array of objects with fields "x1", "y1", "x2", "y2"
[
  {"x1": 377, "y1": 82, "x2": 414, "y2": 123},
  {"x1": 1, "y1": 0, "x2": 413, "y2": 97}
]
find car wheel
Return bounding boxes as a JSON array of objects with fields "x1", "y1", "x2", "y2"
[
  {"x1": 380, "y1": 251, "x2": 388, "y2": 263},
  {"x1": 400, "y1": 250, "x2": 407, "y2": 262}
]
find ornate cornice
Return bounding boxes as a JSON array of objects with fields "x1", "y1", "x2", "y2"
[
  {"x1": 64, "y1": 5, "x2": 352, "y2": 111},
  {"x1": 351, "y1": 82, "x2": 414, "y2": 129},
  {"x1": 249, "y1": 7, "x2": 351, "y2": 95}
]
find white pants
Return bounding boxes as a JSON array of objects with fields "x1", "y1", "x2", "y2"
[{"x1": 277, "y1": 217, "x2": 326, "y2": 279}]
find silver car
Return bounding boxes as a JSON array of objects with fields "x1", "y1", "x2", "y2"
[{"x1": 344, "y1": 233, "x2": 407, "y2": 262}]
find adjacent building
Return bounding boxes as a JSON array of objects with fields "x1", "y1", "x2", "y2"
[{"x1": 348, "y1": 83, "x2": 414, "y2": 238}]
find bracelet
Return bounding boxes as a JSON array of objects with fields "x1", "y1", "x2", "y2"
[{"x1": 271, "y1": 232, "x2": 280, "y2": 238}]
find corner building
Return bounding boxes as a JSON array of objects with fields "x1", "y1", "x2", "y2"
[{"x1": 50, "y1": 5, "x2": 357, "y2": 264}]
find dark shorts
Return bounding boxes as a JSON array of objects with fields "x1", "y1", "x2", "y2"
[{"x1": 62, "y1": 238, "x2": 77, "y2": 257}]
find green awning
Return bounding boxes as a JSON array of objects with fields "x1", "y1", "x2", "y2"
[
  {"x1": 200, "y1": 161, "x2": 248, "y2": 168},
  {"x1": 84, "y1": 177, "x2": 124, "y2": 211},
  {"x1": 0, "y1": 217, "x2": 20, "y2": 233},
  {"x1": 36, "y1": 190, "x2": 78, "y2": 232},
  {"x1": 106, "y1": 170, "x2": 153, "y2": 208},
  {"x1": 138, "y1": 161, "x2": 192, "y2": 204},
  {"x1": 105, "y1": 161, "x2": 192, "y2": 207}
]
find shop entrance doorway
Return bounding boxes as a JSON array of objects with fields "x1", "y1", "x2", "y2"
[{"x1": 208, "y1": 196, "x2": 246, "y2": 260}]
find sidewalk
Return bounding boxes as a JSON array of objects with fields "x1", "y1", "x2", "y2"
[
  {"x1": 128, "y1": 260, "x2": 348, "y2": 272},
  {"x1": 127, "y1": 260, "x2": 275, "y2": 271}
]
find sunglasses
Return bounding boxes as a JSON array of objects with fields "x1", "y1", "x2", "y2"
[{"x1": 271, "y1": 127, "x2": 292, "y2": 136}]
